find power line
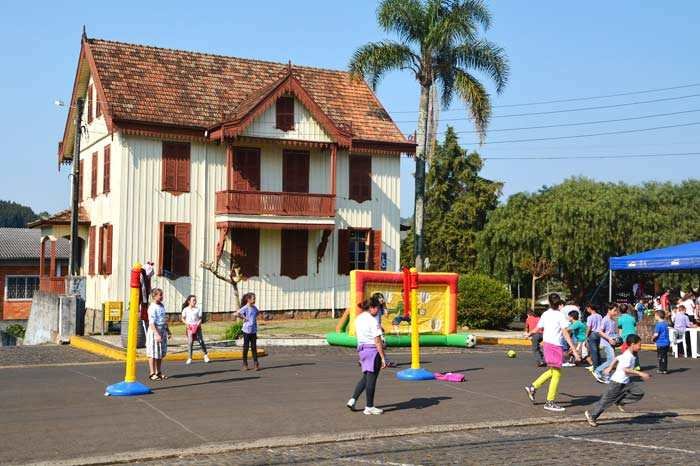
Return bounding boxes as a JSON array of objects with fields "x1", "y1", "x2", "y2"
[
  {"x1": 394, "y1": 93, "x2": 700, "y2": 122},
  {"x1": 483, "y1": 152, "x2": 700, "y2": 160},
  {"x1": 442, "y1": 108, "x2": 700, "y2": 134},
  {"x1": 466, "y1": 121, "x2": 700, "y2": 145},
  {"x1": 388, "y1": 82, "x2": 700, "y2": 113}
]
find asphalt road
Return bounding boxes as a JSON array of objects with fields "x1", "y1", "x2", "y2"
[{"x1": 1, "y1": 345, "x2": 698, "y2": 465}]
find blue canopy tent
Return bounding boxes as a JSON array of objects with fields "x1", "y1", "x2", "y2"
[{"x1": 608, "y1": 241, "x2": 700, "y2": 300}]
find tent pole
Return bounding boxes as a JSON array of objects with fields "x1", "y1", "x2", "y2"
[{"x1": 608, "y1": 270, "x2": 613, "y2": 302}]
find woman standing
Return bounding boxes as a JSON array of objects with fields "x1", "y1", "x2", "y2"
[
  {"x1": 181, "y1": 295, "x2": 210, "y2": 365},
  {"x1": 346, "y1": 296, "x2": 387, "y2": 415},
  {"x1": 146, "y1": 288, "x2": 170, "y2": 380},
  {"x1": 238, "y1": 293, "x2": 260, "y2": 371}
]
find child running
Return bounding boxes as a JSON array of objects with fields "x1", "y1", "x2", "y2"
[
  {"x1": 585, "y1": 304, "x2": 603, "y2": 371},
  {"x1": 238, "y1": 293, "x2": 260, "y2": 371},
  {"x1": 347, "y1": 296, "x2": 387, "y2": 415},
  {"x1": 146, "y1": 288, "x2": 170, "y2": 380},
  {"x1": 524, "y1": 293, "x2": 580, "y2": 412},
  {"x1": 585, "y1": 334, "x2": 650, "y2": 427},
  {"x1": 181, "y1": 295, "x2": 210, "y2": 365},
  {"x1": 592, "y1": 304, "x2": 621, "y2": 384},
  {"x1": 563, "y1": 311, "x2": 586, "y2": 367},
  {"x1": 652, "y1": 310, "x2": 670, "y2": 374}
]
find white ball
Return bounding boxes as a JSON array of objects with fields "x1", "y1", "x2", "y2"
[{"x1": 465, "y1": 334, "x2": 476, "y2": 348}]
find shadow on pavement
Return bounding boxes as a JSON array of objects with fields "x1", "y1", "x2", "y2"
[
  {"x1": 380, "y1": 396, "x2": 452, "y2": 412},
  {"x1": 666, "y1": 368, "x2": 689, "y2": 374},
  {"x1": 444, "y1": 367, "x2": 484, "y2": 373},
  {"x1": 559, "y1": 392, "x2": 600, "y2": 407},
  {"x1": 151, "y1": 376, "x2": 260, "y2": 391},
  {"x1": 257, "y1": 362, "x2": 316, "y2": 371},
  {"x1": 169, "y1": 369, "x2": 239, "y2": 379}
]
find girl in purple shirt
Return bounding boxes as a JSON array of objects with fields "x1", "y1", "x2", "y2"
[{"x1": 238, "y1": 293, "x2": 260, "y2": 371}]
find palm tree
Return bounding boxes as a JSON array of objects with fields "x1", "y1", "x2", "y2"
[{"x1": 349, "y1": 0, "x2": 509, "y2": 270}]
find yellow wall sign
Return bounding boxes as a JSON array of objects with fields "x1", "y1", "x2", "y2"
[{"x1": 103, "y1": 301, "x2": 124, "y2": 322}]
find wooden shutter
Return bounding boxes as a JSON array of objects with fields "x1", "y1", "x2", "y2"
[
  {"x1": 88, "y1": 226, "x2": 96, "y2": 276},
  {"x1": 283, "y1": 150, "x2": 309, "y2": 193},
  {"x1": 174, "y1": 223, "x2": 191, "y2": 277},
  {"x1": 230, "y1": 228, "x2": 260, "y2": 277},
  {"x1": 95, "y1": 90, "x2": 102, "y2": 118},
  {"x1": 105, "y1": 224, "x2": 113, "y2": 275},
  {"x1": 276, "y1": 96, "x2": 294, "y2": 131},
  {"x1": 79, "y1": 160, "x2": 84, "y2": 202},
  {"x1": 87, "y1": 84, "x2": 93, "y2": 123},
  {"x1": 338, "y1": 229, "x2": 350, "y2": 275},
  {"x1": 91, "y1": 152, "x2": 98, "y2": 198},
  {"x1": 281, "y1": 229, "x2": 308, "y2": 279},
  {"x1": 103, "y1": 145, "x2": 110, "y2": 194},
  {"x1": 97, "y1": 226, "x2": 104, "y2": 275},
  {"x1": 369, "y1": 230, "x2": 382, "y2": 270},
  {"x1": 349, "y1": 155, "x2": 372, "y2": 203},
  {"x1": 162, "y1": 142, "x2": 190, "y2": 192},
  {"x1": 176, "y1": 143, "x2": 191, "y2": 192},
  {"x1": 230, "y1": 148, "x2": 261, "y2": 191},
  {"x1": 158, "y1": 223, "x2": 166, "y2": 276}
]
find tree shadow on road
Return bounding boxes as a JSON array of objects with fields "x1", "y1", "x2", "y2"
[
  {"x1": 380, "y1": 396, "x2": 452, "y2": 412},
  {"x1": 151, "y1": 376, "x2": 260, "y2": 391}
]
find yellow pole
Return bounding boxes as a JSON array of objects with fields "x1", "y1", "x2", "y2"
[
  {"x1": 124, "y1": 262, "x2": 142, "y2": 383},
  {"x1": 410, "y1": 267, "x2": 420, "y2": 369}
]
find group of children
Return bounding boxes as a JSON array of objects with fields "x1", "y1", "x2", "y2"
[{"x1": 144, "y1": 290, "x2": 261, "y2": 380}]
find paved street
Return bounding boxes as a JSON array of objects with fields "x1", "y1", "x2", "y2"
[{"x1": 1, "y1": 345, "x2": 698, "y2": 465}]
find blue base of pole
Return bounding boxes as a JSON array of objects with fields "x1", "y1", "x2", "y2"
[
  {"x1": 105, "y1": 381, "x2": 152, "y2": 396},
  {"x1": 396, "y1": 367, "x2": 435, "y2": 381}
]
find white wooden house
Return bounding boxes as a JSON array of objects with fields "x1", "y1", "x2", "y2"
[{"x1": 49, "y1": 35, "x2": 414, "y2": 317}]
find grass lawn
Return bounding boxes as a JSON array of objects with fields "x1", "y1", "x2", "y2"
[{"x1": 169, "y1": 317, "x2": 337, "y2": 341}]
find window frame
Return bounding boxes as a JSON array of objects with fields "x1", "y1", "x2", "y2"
[
  {"x1": 159, "y1": 222, "x2": 191, "y2": 278},
  {"x1": 162, "y1": 141, "x2": 191, "y2": 194},
  {"x1": 348, "y1": 229, "x2": 370, "y2": 271},
  {"x1": 349, "y1": 155, "x2": 372, "y2": 203},
  {"x1": 4, "y1": 275, "x2": 40, "y2": 301},
  {"x1": 280, "y1": 229, "x2": 308, "y2": 279},
  {"x1": 276, "y1": 95, "x2": 295, "y2": 131}
]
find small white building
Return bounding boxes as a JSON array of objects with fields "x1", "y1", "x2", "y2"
[{"x1": 49, "y1": 35, "x2": 414, "y2": 318}]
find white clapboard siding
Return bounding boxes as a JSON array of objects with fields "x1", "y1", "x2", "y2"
[{"x1": 242, "y1": 97, "x2": 332, "y2": 142}]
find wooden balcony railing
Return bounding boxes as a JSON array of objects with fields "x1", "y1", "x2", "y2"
[
  {"x1": 39, "y1": 277, "x2": 66, "y2": 295},
  {"x1": 215, "y1": 190, "x2": 335, "y2": 217}
]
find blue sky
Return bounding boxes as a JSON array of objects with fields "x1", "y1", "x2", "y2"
[{"x1": 1, "y1": 1, "x2": 699, "y2": 217}]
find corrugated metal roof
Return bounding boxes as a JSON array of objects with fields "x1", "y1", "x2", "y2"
[{"x1": 0, "y1": 228, "x2": 70, "y2": 261}]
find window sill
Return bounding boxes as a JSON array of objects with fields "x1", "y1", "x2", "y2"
[
  {"x1": 161, "y1": 190, "x2": 190, "y2": 196},
  {"x1": 4, "y1": 298, "x2": 33, "y2": 302}
]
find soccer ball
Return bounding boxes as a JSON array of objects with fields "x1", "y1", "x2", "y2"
[
  {"x1": 507, "y1": 350, "x2": 517, "y2": 358},
  {"x1": 464, "y1": 334, "x2": 477, "y2": 348}
]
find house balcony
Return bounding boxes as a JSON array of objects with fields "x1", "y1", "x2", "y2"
[
  {"x1": 215, "y1": 190, "x2": 335, "y2": 217},
  {"x1": 39, "y1": 277, "x2": 66, "y2": 294}
]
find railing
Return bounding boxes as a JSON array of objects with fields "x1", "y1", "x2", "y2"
[
  {"x1": 39, "y1": 277, "x2": 66, "y2": 295},
  {"x1": 215, "y1": 190, "x2": 335, "y2": 217}
]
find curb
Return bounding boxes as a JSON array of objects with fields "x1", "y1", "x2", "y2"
[
  {"x1": 30, "y1": 408, "x2": 700, "y2": 466},
  {"x1": 70, "y1": 336, "x2": 267, "y2": 362}
]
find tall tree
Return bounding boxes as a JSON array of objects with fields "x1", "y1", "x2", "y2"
[
  {"x1": 349, "y1": 0, "x2": 509, "y2": 270},
  {"x1": 0, "y1": 200, "x2": 39, "y2": 227},
  {"x1": 477, "y1": 178, "x2": 700, "y2": 302},
  {"x1": 400, "y1": 126, "x2": 501, "y2": 271}
]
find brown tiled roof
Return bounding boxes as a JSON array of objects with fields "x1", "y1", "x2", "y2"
[
  {"x1": 27, "y1": 207, "x2": 90, "y2": 228},
  {"x1": 87, "y1": 38, "x2": 409, "y2": 145}
]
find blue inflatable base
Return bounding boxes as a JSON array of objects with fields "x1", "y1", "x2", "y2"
[
  {"x1": 105, "y1": 381, "x2": 152, "y2": 396},
  {"x1": 396, "y1": 367, "x2": 435, "y2": 381}
]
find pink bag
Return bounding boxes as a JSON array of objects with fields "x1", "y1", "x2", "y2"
[
  {"x1": 434, "y1": 372, "x2": 465, "y2": 382},
  {"x1": 187, "y1": 324, "x2": 200, "y2": 336}
]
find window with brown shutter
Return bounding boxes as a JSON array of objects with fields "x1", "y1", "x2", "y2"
[
  {"x1": 349, "y1": 155, "x2": 372, "y2": 203},
  {"x1": 103, "y1": 145, "x2": 110, "y2": 194},
  {"x1": 162, "y1": 141, "x2": 191, "y2": 193},
  {"x1": 88, "y1": 226, "x2": 96, "y2": 276},
  {"x1": 229, "y1": 148, "x2": 260, "y2": 191},
  {"x1": 230, "y1": 228, "x2": 259, "y2": 277},
  {"x1": 87, "y1": 84, "x2": 93, "y2": 124},
  {"x1": 276, "y1": 96, "x2": 294, "y2": 131},
  {"x1": 99, "y1": 224, "x2": 113, "y2": 275},
  {"x1": 281, "y1": 229, "x2": 308, "y2": 279},
  {"x1": 282, "y1": 150, "x2": 309, "y2": 193},
  {"x1": 369, "y1": 229, "x2": 382, "y2": 270},
  {"x1": 91, "y1": 152, "x2": 98, "y2": 198},
  {"x1": 79, "y1": 160, "x2": 84, "y2": 202},
  {"x1": 96, "y1": 90, "x2": 102, "y2": 118},
  {"x1": 159, "y1": 222, "x2": 190, "y2": 278}
]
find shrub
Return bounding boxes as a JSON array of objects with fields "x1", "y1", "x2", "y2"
[
  {"x1": 224, "y1": 321, "x2": 243, "y2": 341},
  {"x1": 5, "y1": 324, "x2": 26, "y2": 339},
  {"x1": 457, "y1": 273, "x2": 515, "y2": 329}
]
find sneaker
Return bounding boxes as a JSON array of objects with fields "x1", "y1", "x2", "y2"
[
  {"x1": 204, "y1": 354, "x2": 210, "y2": 363},
  {"x1": 543, "y1": 401, "x2": 565, "y2": 412},
  {"x1": 584, "y1": 410, "x2": 598, "y2": 427},
  {"x1": 592, "y1": 371, "x2": 607, "y2": 384},
  {"x1": 657, "y1": 370, "x2": 668, "y2": 375},
  {"x1": 537, "y1": 362, "x2": 546, "y2": 367},
  {"x1": 615, "y1": 404, "x2": 626, "y2": 413},
  {"x1": 586, "y1": 366, "x2": 594, "y2": 372},
  {"x1": 562, "y1": 362, "x2": 576, "y2": 367},
  {"x1": 524, "y1": 385, "x2": 536, "y2": 403},
  {"x1": 185, "y1": 358, "x2": 192, "y2": 365},
  {"x1": 363, "y1": 406, "x2": 383, "y2": 415},
  {"x1": 346, "y1": 398, "x2": 356, "y2": 411},
  {"x1": 634, "y1": 366, "x2": 641, "y2": 371}
]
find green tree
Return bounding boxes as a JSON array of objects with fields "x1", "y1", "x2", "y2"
[
  {"x1": 0, "y1": 200, "x2": 38, "y2": 227},
  {"x1": 400, "y1": 127, "x2": 501, "y2": 271},
  {"x1": 349, "y1": 0, "x2": 509, "y2": 271},
  {"x1": 477, "y1": 178, "x2": 700, "y2": 302}
]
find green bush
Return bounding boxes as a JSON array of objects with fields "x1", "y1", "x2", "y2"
[
  {"x1": 5, "y1": 324, "x2": 25, "y2": 339},
  {"x1": 224, "y1": 321, "x2": 243, "y2": 341},
  {"x1": 458, "y1": 273, "x2": 515, "y2": 329}
]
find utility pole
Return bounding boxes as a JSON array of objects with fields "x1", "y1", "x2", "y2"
[{"x1": 69, "y1": 97, "x2": 84, "y2": 278}]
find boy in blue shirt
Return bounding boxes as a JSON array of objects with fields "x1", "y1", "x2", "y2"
[{"x1": 652, "y1": 310, "x2": 670, "y2": 374}]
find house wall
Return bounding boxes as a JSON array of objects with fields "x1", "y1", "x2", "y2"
[
  {"x1": 1, "y1": 263, "x2": 41, "y2": 320},
  {"x1": 242, "y1": 97, "x2": 332, "y2": 143}
]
